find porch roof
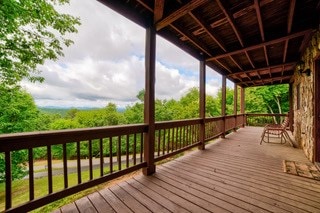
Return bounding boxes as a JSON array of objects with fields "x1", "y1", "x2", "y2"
[{"x1": 98, "y1": 0, "x2": 319, "y2": 87}]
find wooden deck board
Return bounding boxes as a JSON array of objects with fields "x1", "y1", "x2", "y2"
[{"x1": 58, "y1": 127, "x2": 320, "y2": 213}]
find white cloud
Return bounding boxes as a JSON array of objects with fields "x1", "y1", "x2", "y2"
[{"x1": 22, "y1": 0, "x2": 223, "y2": 108}]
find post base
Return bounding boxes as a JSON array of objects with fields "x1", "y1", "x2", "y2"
[{"x1": 142, "y1": 165, "x2": 156, "y2": 176}]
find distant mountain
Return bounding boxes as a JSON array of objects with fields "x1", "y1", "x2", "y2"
[{"x1": 38, "y1": 106, "x2": 126, "y2": 116}]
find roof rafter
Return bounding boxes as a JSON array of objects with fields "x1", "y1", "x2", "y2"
[
  {"x1": 254, "y1": 0, "x2": 265, "y2": 42},
  {"x1": 170, "y1": 24, "x2": 212, "y2": 56},
  {"x1": 156, "y1": 0, "x2": 208, "y2": 31},
  {"x1": 283, "y1": 39, "x2": 288, "y2": 63},
  {"x1": 238, "y1": 75, "x2": 292, "y2": 85},
  {"x1": 264, "y1": 46, "x2": 269, "y2": 66},
  {"x1": 287, "y1": 0, "x2": 296, "y2": 34},
  {"x1": 189, "y1": 12, "x2": 227, "y2": 52},
  {"x1": 207, "y1": 29, "x2": 312, "y2": 61},
  {"x1": 216, "y1": 0, "x2": 244, "y2": 47},
  {"x1": 245, "y1": 51, "x2": 255, "y2": 68}
]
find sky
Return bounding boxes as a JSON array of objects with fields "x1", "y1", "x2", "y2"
[{"x1": 22, "y1": 0, "x2": 227, "y2": 108}]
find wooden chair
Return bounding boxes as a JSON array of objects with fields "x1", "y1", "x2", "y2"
[{"x1": 260, "y1": 116, "x2": 294, "y2": 146}]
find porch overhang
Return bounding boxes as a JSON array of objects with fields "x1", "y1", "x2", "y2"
[{"x1": 98, "y1": 0, "x2": 320, "y2": 87}]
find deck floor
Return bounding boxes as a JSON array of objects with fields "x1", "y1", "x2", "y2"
[{"x1": 55, "y1": 127, "x2": 320, "y2": 213}]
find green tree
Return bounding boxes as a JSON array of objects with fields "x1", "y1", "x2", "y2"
[
  {"x1": 0, "y1": 87, "x2": 40, "y2": 182},
  {"x1": 0, "y1": 0, "x2": 80, "y2": 88}
]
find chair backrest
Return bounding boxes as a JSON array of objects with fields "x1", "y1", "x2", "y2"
[{"x1": 281, "y1": 116, "x2": 289, "y2": 128}]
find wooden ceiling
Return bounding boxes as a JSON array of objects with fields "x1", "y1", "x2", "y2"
[{"x1": 99, "y1": 0, "x2": 320, "y2": 87}]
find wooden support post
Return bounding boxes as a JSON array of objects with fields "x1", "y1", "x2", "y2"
[
  {"x1": 289, "y1": 83, "x2": 294, "y2": 132},
  {"x1": 199, "y1": 59, "x2": 206, "y2": 150},
  {"x1": 240, "y1": 86, "x2": 246, "y2": 127},
  {"x1": 233, "y1": 84, "x2": 238, "y2": 132},
  {"x1": 143, "y1": 26, "x2": 156, "y2": 176},
  {"x1": 221, "y1": 75, "x2": 226, "y2": 138}
]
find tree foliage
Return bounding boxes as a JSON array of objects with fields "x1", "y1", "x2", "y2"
[{"x1": 0, "y1": 0, "x2": 80, "y2": 88}]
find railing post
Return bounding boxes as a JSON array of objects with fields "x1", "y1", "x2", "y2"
[
  {"x1": 199, "y1": 59, "x2": 206, "y2": 150},
  {"x1": 143, "y1": 26, "x2": 156, "y2": 175},
  {"x1": 233, "y1": 84, "x2": 238, "y2": 131},
  {"x1": 221, "y1": 75, "x2": 226, "y2": 138},
  {"x1": 289, "y1": 83, "x2": 294, "y2": 132},
  {"x1": 240, "y1": 86, "x2": 246, "y2": 127}
]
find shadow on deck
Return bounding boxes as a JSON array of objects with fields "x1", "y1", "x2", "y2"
[{"x1": 56, "y1": 127, "x2": 320, "y2": 213}]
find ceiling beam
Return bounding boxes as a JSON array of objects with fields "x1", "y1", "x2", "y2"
[
  {"x1": 156, "y1": 0, "x2": 207, "y2": 31},
  {"x1": 207, "y1": 29, "x2": 312, "y2": 62},
  {"x1": 170, "y1": 24, "x2": 212, "y2": 56},
  {"x1": 254, "y1": 0, "x2": 265, "y2": 42},
  {"x1": 154, "y1": 0, "x2": 165, "y2": 23},
  {"x1": 227, "y1": 62, "x2": 296, "y2": 77},
  {"x1": 189, "y1": 12, "x2": 227, "y2": 52},
  {"x1": 238, "y1": 75, "x2": 292, "y2": 84},
  {"x1": 215, "y1": 0, "x2": 244, "y2": 47},
  {"x1": 287, "y1": 0, "x2": 296, "y2": 34}
]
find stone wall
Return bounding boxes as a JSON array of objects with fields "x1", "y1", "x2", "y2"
[{"x1": 292, "y1": 31, "x2": 320, "y2": 161}]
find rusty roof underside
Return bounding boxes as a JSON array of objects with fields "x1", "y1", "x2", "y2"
[{"x1": 99, "y1": 0, "x2": 320, "y2": 87}]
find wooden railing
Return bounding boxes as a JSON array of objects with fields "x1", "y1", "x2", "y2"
[
  {"x1": 246, "y1": 113, "x2": 287, "y2": 126},
  {"x1": 0, "y1": 114, "x2": 246, "y2": 212}
]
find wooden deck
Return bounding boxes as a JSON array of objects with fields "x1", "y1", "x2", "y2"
[{"x1": 55, "y1": 127, "x2": 320, "y2": 213}]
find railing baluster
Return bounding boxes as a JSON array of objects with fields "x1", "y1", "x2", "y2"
[
  {"x1": 5, "y1": 151, "x2": 12, "y2": 210},
  {"x1": 99, "y1": 138, "x2": 104, "y2": 177},
  {"x1": 89, "y1": 140, "x2": 93, "y2": 180},
  {"x1": 28, "y1": 148, "x2": 34, "y2": 201},
  {"x1": 157, "y1": 130, "x2": 161, "y2": 157},
  {"x1": 47, "y1": 146, "x2": 53, "y2": 194},
  {"x1": 109, "y1": 137, "x2": 113, "y2": 173},
  {"x1": 172, "y1": 127, "x2": 175, "y2": 152},
  {"x1": 162, "y1": 129, "x2": 166, "y2": 155},
  {"x1": 63, "y1": 144, "x2": 68, "y2": 189},
  {"x1": 117, "y1": 136, "x2": 121, "y2": 171},
  {"x1": 167, "y1": 128, "x2": 170, "y2": 153},
  {"x1": 133, "y1": 134, "x2": 136, "y2": 165},
  {"x1": 140, "y1": 133, "x2": 143, "y2": 163},
  {"x1": 76, "y1": 141, "x2": 81, "y2": 184},
  {"x1": 126, "y1": 135, "x2": 129, "y2": 168}
]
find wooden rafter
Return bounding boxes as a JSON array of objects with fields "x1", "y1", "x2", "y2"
[
  {"x1": 264, "y1": 46, "x2": 269, "y2": 66},
  {"x1": 136, "y1": 0, "x2": 153, "y2": 12},
  {"x1": 283, "y1": 39, "x2": 288, "y2": 63},
  {"x1": 254, "y1": 0, "x2": 265, "y2": 42},
  {"x1": 287, "y1": 0, "x2": 296, "y2": 34},
  {"x1": 245, "y1": 51, "x2": 255, "y2": 68},
  {"x1": 216, "y1": 0, "x2": 244, "y2": 47},
  {"x1": 210, "y1": 0, "x2": 274, "y2": 29},
  {"x1": 206, "y1": 29, "x2": 312, "y2": 61},
  {"x1": 156, "y1": 0, "x2": 207, "y2": 31},
  {"x1": 170, "y1": 24, "x2": 212, "y2": 56},
  {"x1": 227, "y1": 62, "x2": 295, "y2": 77},
  {"x1": 154, "y1": 0, "x2": 165, "y2": 23},
  {"x1": 189, "y1": 12, "x2": 227, "y2": 52},
  {"x1": 299, "y1": 31, "x2": 313, "y2": 53},
  {"x1": 215, "y1": 59, "x2": 232, "y2": 73},
  {"x1": 229, "y1": 56, "x2": 243, "y2": 71}
]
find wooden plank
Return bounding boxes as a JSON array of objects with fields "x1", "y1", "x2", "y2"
[
  {"x1": 87, "y1": 192, "x2": 115, "y2": 213},
  {"x1": 126, "y1": 178, "x2": 189, "y2": 212},
  {"x1": 109, "y1": 185, "x2": 151, "y2": 213},
  {"x1": 118, "y1": 181, "x2": 171, "y2": 213},
  {"x1": 60, "y1": 203, "x2": 79, "y2": 213},
  {"x1": 153, "y1": 172, "x2": 250, "y2": 213},
  {"x1": 254, "y1": 0, "x2": 265, "y2": 42},
  {"x1": 134, "y1": 176, "x2": 210, "y2": 213},
  {"x1": 99, "y1": 188, "x2": 133, "y2": 213},
  {"x1": 75, "y1": 196, "x2": 97, "y2": 213}
]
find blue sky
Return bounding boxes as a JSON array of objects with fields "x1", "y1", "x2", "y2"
[{"x1": 22, "y1": 0, "x2": 226, "y2": 108}]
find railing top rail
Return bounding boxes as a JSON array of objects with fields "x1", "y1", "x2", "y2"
[
  {"x1": 0, "y1": 124, "x2": 148, "y2": 152},
  {"x1": 155, "y1": 118, "x2": 202, "y2": 129},
  {"x1": 246, "y1": 113, "x2": 287, "y2": 116}
]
